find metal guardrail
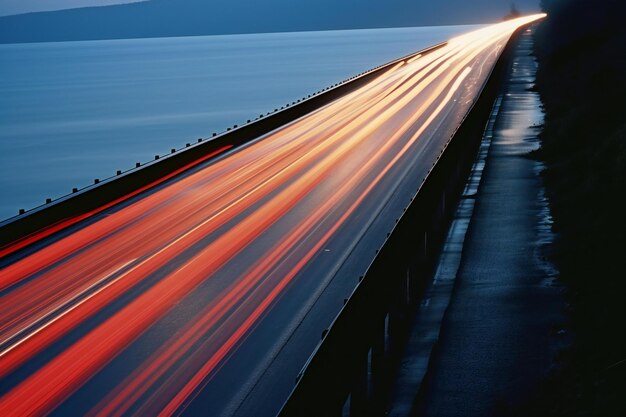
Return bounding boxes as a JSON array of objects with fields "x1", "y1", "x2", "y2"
[
  {"x1": 277, "y1": 25, "x2": 528, "y2": 417},
  {"x1": 0, "y1": 42, "x2": 447, "y2": 255}
]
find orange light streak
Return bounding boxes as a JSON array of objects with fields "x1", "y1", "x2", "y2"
[{"x1": 0, "y1": 15, "x2": 545, "y2": 417}]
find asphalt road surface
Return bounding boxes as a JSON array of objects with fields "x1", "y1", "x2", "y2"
[{"x1": 0, "y1": 15, "x2": 544, "y2": 417}]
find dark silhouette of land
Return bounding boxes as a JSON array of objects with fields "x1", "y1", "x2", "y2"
[
  {"x1": 519, "y1": 0, "x2": 626, "y2": 415},
  {"x1": 0, "y1": 0, "x2": 540, "y2": 44},
  {"x1": 504, "y1": 3, "x2": 523, "y2": 20}
]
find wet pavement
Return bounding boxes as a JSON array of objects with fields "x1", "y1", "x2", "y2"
[{"x1": 389, "y1": 28, "x2": 566, "y2": 416}]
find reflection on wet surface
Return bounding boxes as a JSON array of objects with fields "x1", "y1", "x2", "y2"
[
  {"x1": 0, "y1": 17, "x2": 546, "y2": 417},
  {"x1": 412, "y1": 28, "x2": 566, "y2": 417}
]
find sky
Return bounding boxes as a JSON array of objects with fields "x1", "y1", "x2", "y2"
[
  {"x1": 0, "y1": 0, "x2": 540, "y2": 18},
  {"x1": 0, "y1": 0, "x2": 144, "y2": 16}
]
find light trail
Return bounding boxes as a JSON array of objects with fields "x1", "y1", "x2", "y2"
[{"x1": 0, "y1": 15, "x2": 544, "y2": 417}]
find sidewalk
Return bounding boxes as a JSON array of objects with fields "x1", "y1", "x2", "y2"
[{"x1": 389, "y1": 28, "x2": 566, "y2": 417}]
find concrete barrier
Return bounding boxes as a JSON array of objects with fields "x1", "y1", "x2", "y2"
[{"x1": 278, "y1": 26, "x2": 527, "y2": 417}]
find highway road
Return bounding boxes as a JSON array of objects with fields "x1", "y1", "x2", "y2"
[{"x1": 0, "y1": 15, "x2": 544, "y2": 417}]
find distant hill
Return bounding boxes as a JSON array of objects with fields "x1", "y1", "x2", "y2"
[{"x1": 0, "y1": 0, "x2": 540, "y2": 44}]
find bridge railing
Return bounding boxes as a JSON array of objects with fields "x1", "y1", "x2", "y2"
[
  {"x1": 277, "y1": 26, "x2": 526, "y2": 417},
  {"x1": 0, "y1": 43, "x2": 446, "y2": 256}
]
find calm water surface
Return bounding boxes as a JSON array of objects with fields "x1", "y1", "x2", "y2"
[{"x1": 0, "y1": 25, "x2": 478, "y2": 220}]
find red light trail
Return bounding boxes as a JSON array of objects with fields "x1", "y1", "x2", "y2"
[{"x1": 0, "y1": 15, "x2": 544, "y2": 417}]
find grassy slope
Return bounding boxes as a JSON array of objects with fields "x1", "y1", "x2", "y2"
[{"x1": 523, "y1": 0, "x2": 625, "y2": 415}]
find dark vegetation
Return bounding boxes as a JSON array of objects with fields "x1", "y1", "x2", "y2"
[
  {"x1": 0, "y1": 0, "x2": 539, "y2": 44},
  {"x1": 524, "y1": 0, "x2": 626, "y2": 415},
  {"x1": 504, "y1": 3, "x2": 522, "y2": 20}
]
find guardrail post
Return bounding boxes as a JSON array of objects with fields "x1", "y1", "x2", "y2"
[
  {"x1": 401, "y1": 267, "x2": 411, "y2": 306},
  {"x1": 408, "y1": 263, "x2": 423, "y2": 303},
  {"x1": 370, "y1": 316, "x2": 386, "y2": 413},
  {"x1": 387, "y1": 308, "x2": 403, "y2": 351},
  {"x1": 349, "y1": 351, "x2": 368, "y2": 417}
]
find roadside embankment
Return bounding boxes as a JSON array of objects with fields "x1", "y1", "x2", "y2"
[
  {"x1": 520, "y1": 0, "x2": 626, "y2": 415},
  {"x1": 408, "y1": 27, "x2": 566, "y2": 416}
]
